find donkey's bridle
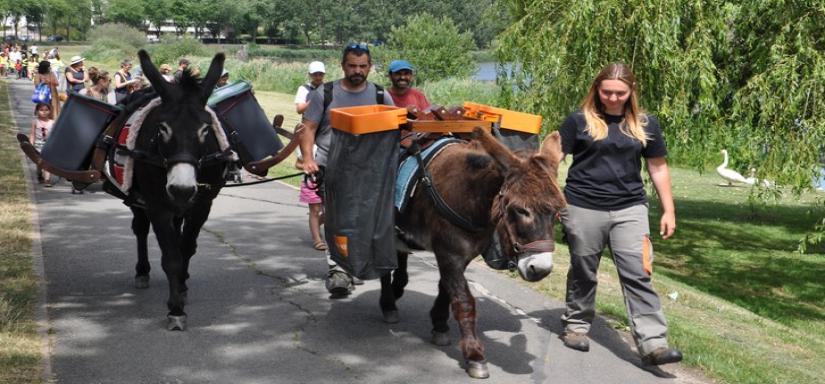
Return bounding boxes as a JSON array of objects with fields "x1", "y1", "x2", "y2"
[
  {"x1": 119, "y1": 124, "x2": 234, "y2": 170},
  {"x1": 121, "y1": 147, "x2": 234, "y2": 170},
  {"x1": 493, "y1": 187, "x2": 557, "y2": 258}
]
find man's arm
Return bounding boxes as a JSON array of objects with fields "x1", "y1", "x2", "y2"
[{"x1": 299, "y1": 119, "x2": 319, "y2": 174}]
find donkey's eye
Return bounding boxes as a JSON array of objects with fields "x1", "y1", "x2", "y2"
[
  {"x1": 197, "y1": 124, "x2": 210, "y2": 144},
  {"x1": 512, "y1": 206, "x2": 531, "y2": 218},
  {"x1": 159, "y1": 122, "x2": 173, "y2": 143}
]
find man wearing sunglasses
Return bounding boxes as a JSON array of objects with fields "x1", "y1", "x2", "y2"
[{"x1": 300, "y1": 43, "x2": 395, "y2": 296}]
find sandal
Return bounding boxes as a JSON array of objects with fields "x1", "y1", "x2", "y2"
[{"x1": 313, "y1": 241, "x2": 327, "y2": 251}]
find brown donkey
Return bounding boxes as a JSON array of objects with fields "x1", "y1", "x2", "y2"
[{"x1": 381, "y1": 127, "x2": 566, "y2": 378}]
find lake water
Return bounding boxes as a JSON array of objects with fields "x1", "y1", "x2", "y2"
[{"x1": 473, "y1": 62, "x2": 517, "y2": 81}]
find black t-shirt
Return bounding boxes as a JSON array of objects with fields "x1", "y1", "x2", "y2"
[{"x1": 559, "y1": 110, "x2": 667, "y2": 211}]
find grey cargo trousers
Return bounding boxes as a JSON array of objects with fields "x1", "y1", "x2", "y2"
[{"x1": 560, "y1": 203, "x2": 669, "y2": 355}]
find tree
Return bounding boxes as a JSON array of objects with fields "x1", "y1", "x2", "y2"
[
  {"x1": 376, "y1": 13, "x2": 476, "y2": 83},
  {"x1": 498, "y1": 0, "x2": 824, "y2": 189},
  {"x1": 104, "y1": 0, "x2": 144, "y2": 29},
  {"x1": 143, "y1": 0, "x2": 171, "y2": 38}
]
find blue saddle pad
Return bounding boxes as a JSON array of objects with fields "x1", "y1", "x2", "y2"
[{"x1": 395, "y1": 138, "x2": 462, "y2": 212}]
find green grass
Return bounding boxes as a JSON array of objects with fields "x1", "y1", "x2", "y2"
[
  {"x1": 0, "y1": 80, "x2": 44, "y2": 383},
  {"x1": 525, "y1": 162, "x2": 825, "y2": 384}
]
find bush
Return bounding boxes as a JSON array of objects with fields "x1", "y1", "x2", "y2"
[
  {"x1": 374, "y1": 13, "x2": 477, "y2": 83},
  {"x1": 246, "y1": 45, "x2": 339, "y2": 62},
  {"x1": 83, "y1": 23, "x2": 146, "y2": 64},
  {"x1": 419, "y1": 78, "x2": 501, "y2": 107},
  {"x1": 146, "y1": 37, "x2": 210, "y2": 69}
]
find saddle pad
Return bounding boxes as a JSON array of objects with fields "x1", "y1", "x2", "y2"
[
  {"x1": 103, "y1": 97, "x2": 236, "y2": 193},
  {"x1": 395, "y1": 137, "x2": 462, "y2": 212}
]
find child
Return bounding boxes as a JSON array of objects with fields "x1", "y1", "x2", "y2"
[
  {"x1": 29, "y1": 103, "x2": 54, "y2": 186},
  {"x1": 295, "y1": 146, "x2": 326, "y2": 250},
  {"x1": 15, "y1": 60, "x2": 22, "y2": 79}
]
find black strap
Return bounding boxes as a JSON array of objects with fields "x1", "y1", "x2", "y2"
[
  {"x1": 409, "y1": 139, "x2": 484, "y2": 233},
  {"x1": 322, "y1": 81, "x2": 386, "y2": 114}
]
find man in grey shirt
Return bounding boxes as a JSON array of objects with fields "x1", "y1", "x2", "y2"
[{"x1": 300, "y1": 43, "x2": 395, "y2": 296}]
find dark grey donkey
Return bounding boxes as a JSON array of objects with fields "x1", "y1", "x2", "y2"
[{"x1": 127, "y1": 50, "x2": 230, "y2": 331}]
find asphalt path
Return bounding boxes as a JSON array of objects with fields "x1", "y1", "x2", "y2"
[{"x1": 9, "y1": 78, "x2": 707, "y2": 384}]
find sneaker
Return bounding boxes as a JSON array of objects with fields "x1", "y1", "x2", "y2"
[
  {"x1": 641, "y1": 347, "x2": 683, "y2": 365},
  {"x1": 350, "y1": 275, "x2": 364, "y2": 285},
  {"x1": 560, "y1": 331, "x2": 590, "y2": 352},
  {"x1": 325, "y1": 268, "x2": 353, "y2": 298}
]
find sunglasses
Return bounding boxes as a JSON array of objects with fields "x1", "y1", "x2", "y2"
[{"x1": 344, "y1": 42, "x2": 369, "y2": 53}]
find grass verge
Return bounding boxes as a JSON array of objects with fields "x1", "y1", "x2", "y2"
[
  {"x1": 0, "y1": 79, "x2": 43, "y2": 383},
  {"x1": 524, "y1": 163, "x2": 825, "y2": 384}
]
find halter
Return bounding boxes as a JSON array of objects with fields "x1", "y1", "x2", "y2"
[{"x1": 493, "y1": 183, "x2": 558, "y2": 259}]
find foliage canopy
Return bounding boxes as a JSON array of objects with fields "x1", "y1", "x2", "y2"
[
  {"x1": 374, "y1": 13, "x2": 476, "y2": 83},
  {"x1": 498, "y1": 0, "x2": 824, "y2": 193}
]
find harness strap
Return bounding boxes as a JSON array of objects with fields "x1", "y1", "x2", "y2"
[{"x1": 409, "y1": 139, "x2": 485, "y2": 233}]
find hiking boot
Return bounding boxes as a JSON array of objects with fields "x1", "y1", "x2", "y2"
[
  {"x1": 560, "y1": 331, "x2": 590, "y2": 352},
  {"x1": 325, "y1": 268, "x2": 353, "y2": 298},
  {"x1": 642, "y1": 347, "x2": 683, "y2": 365}
]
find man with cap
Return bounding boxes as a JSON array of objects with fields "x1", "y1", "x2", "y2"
[
  {"x1": 294, "y1": 61, "x2": 326, "y2": 114},
  {"x1": 300, "y1": 43, "x2": 395, "y2": 297},
  {"x1": 387, "y1": 59, "x2": 430, "y2": 112}
]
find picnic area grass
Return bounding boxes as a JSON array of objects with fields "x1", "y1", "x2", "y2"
[
  {"x1": 0, "y1": 80, "x2": 43, "y2": 383},
  {"x1": 527, "y1": 163, "x2": 825, "y2": 384}
]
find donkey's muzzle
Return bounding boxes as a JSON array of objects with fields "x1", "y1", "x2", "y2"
[
  {"x1": 166, "y1": 163, "x2": 198, "y2": 203},
  {"x1": 516, "y1": 252, "x2": 554, "y2": 282}
]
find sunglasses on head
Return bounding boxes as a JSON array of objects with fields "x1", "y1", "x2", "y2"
[{"x1": 344, "y1": 42, "x2": 369, "y2": 53}]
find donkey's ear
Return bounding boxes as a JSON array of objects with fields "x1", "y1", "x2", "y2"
[
  {"x1": 200, "y1": 52, "x2": 225, "y2": 103},
  {"x1": 472, "y1": 126, "x2": 519, "y2": 170},
  {"x1": 538, "y1": 131, "x2": 563, "y2": 178},
  {"x1": 137, "y1": 50, "x2": 173, "y2": 101}
]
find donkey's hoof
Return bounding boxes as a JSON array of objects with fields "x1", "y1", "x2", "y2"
[
  {"x1": 167, "y1": 315, "x2": 187, "y2": 331},
  {"x1": 134, "y1": 276, "x2": 150, "y2": 289},
  {"x1": 465, "y1": 360, "x2": 490, "y2": 379},
  {"x1": 382, "y1": 310, "x2": 400, "y2": 324},
  {"x1": 431, "y1": 330, "x2": 450, "y2": 346}
]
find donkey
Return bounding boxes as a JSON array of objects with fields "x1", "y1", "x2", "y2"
[
  {"x1": 127, "y1": 50, "x2": 229, "y2": 331},
  {"x1": 380, "y1": 127, "x2": 566, "y2": 378}
]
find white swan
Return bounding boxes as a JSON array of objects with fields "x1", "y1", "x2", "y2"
[
  {"x1": 745, "y1": 168, "x2": 775, "y2": 188},
  {"x1": 717, "y1": 149, "x2": 750, "y2": 185}
]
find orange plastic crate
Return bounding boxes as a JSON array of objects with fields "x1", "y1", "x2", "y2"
[
  {"x1": 330, "y1": 105, "x2": 407, "y2": 135},
  {"x1": 463, "y1": 102, "x2": 542, "y2": 134}
]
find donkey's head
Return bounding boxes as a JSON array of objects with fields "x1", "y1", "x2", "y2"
[
  {"x1": 475, "y1": 127, "x2": 567, "y2": 282},
  {"x1": 138, "y1": 49, "x2": 225, "y2": 206}
]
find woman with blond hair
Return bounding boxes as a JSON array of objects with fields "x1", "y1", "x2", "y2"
[
  {"x1": 557, "y1": 63, "x2": 681, "y2": 365},
  {"x1": 79, "y1": 67, "x2": 116, "y2": 104}
]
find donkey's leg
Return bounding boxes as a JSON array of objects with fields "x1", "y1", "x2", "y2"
[
  {"x1": 147, "y1": 208, "x2": 187, "y2": 331},
  {"x1": 379, "y1": 272, "x2": 399, "y2": 323},
  {"x1": 432, "y1": 255, "x2": 488, "y2": 378},
  {"x1": 379, "y1": 251, "x2": 409, "y2": 324},
  {"x1": 131, "y1": 207, "x2": 151, "y2": 289},
  {"x1": 430, "y1": 280, "x2": 452, "y2": 346},
  {"x1": 391, "y1": 251, "x2": 410, "y2": 299},
  {"x1": 178, "y1": 201, "x2": 213, "y2": 298},
  {"x1": 453, "y1": 283, "x2": 488, "y2": 378}
]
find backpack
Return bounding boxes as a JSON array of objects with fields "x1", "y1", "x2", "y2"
[
  {"x1": 322, "y1": 81, "x2": 384, "y2": 114},
  {"x1": 32, "y1": 82, "x2": 51, "y2": 104}
]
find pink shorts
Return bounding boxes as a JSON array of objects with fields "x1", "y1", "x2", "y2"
[{"x1": 299, "y1": 180, "x2": 322, "y2": 204}]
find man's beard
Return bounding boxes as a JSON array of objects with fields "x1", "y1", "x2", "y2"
[
  {"x1": 392, "y1": 80, "x2": 409, "y2": 90},
  {"x1": 346, "y1": 73, "x2": 366, "y2": 86}
]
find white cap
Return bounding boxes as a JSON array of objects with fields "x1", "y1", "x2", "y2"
[{"x1": 308, "y1": 61, "x2": 325, "y2": 74}]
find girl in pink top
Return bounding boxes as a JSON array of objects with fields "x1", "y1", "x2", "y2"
[{"x1": 30, "y1": 102, "x2": 54, "y2": 186}]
